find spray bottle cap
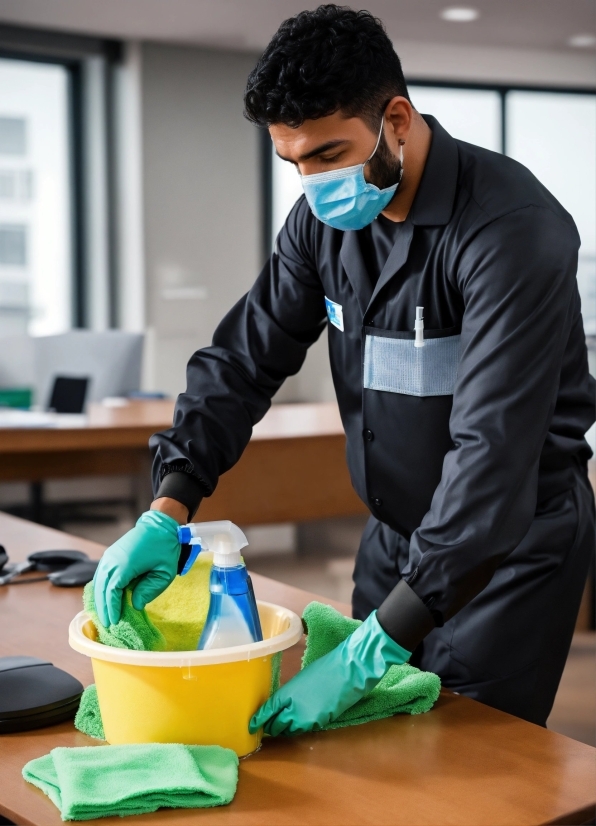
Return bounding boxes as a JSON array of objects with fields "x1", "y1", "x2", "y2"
[{"x1": 177, "y1": 520, "x2": 249, "y2": 572}]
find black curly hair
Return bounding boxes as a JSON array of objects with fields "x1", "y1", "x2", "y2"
[{"x1": 244, "y1": 5, "x2": 410, "y2": 129}]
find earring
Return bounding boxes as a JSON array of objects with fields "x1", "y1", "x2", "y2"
[{"x1": 398, "y1": 139, "x2": 405, "y2": 166}]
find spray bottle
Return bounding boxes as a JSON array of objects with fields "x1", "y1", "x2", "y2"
[{"x1": 177, "y1": 520, "x2": 263, "y2": 650}]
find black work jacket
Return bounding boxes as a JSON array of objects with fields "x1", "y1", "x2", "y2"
[{"x1": 151, "y1": 117, "x2": 595, "y2": 641}]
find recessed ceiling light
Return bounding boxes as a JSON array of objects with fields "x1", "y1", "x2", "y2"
[
  {"x1": 440, "y1": 7, "x2": 480, "y2": 22},
  {"x1": 568, "y1": 33, "x2": 596, "y2": 48}
]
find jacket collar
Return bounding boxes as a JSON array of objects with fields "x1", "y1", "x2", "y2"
[
  {"x1": 339, "y1": 231, "x2": 374, "y2": 317},
  {"x1": 410, "y1": 115, "x2": 459, "y2": 227}
]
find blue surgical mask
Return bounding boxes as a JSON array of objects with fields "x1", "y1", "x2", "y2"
[{"x1": 300, "y1": 119, "x2": 403, "y2": 231}]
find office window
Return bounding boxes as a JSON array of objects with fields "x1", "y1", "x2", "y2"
[
  {"x1": 506, "y1": 91, "x2": 596, "y2": 337},
  {"x1": 409, "y1": 86, "x2": 502, "y2": 152},
  {"x1": 0, "y1": 58, "x2": 72, "y2": 336},
  {"x1": 271, "y1": 149, "x2": 304, "y2": 246}
]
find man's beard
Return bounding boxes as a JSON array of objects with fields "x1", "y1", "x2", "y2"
[{"x1": 367, "y1": 132, "x2": 402, "y2": 190}]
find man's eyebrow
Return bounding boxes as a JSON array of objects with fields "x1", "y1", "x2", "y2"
[{"x1": 275, "y1": 139, "x2": 349, "y2": 164}]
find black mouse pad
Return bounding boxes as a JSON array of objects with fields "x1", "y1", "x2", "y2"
[
  {"x1": 0, "y1": 697, "x2": 81, "y2": 733},
  {"x1": 49, "y1": 560, "x2": 98, "y2": 587},
  {"x1": 0, "y1": 656, "x2": 83, "y2": 731},
  {"x1": 29, "y1": 550, "x2": 89, "y2": 571}
]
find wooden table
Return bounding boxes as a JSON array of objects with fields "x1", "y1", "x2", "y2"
[
  {"x1": 0, "y1": 401, "x2": 367, "y2": 524},
  {"x1": 1, "y1": 513, "x2": 594, "y2": 826}
]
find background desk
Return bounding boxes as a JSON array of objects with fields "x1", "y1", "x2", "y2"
[
  {"x1": 0, "y1": 401, "x2": 367, "y2": 524},
  {"x1": 0, "y1": 512, "x2": 594, "y2": 826}
]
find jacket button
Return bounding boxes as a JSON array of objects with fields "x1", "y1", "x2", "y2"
[
  {"x1": 363, "y1": 429, "x2": 374, "y2": 442},
  {"x1": 372, "y1": 497, "x2": 382, "y2": 507}
]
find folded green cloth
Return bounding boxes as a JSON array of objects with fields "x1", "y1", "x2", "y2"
[
  {"x1": 22, "y1": 743, "x2": 238, "y2": 821},
  {"x1": 302, "y1": 602, "x2": 441, "y2": 729},
  {"x1": 83, "y1": 581, "x2": 166, "y2": 652}
]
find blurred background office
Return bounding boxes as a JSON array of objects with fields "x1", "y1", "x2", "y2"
[{"x1": 0, "y1": 0, "x2": 594, "y2": 741}]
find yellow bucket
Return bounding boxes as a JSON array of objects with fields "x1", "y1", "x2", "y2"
[{"x1": 69, "y1": 601, "x2": 302, "y2": 757}]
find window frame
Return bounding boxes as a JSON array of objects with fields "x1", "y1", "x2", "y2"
[{"x1": 0, "y1": 24, "x2": 121, "y2": 329}]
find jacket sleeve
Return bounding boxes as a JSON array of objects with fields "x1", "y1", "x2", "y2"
[
  {"x1": 150, "y1": 197, "x2": 326, "y2": 514},
  {"x1": 378, "y1": 205, "x2": 581, "y2": 645}
]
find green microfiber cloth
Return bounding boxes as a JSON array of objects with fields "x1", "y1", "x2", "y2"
[
  {"x1": 22, "y1": 743, "x2": 238, "y2": 821},
  {"x1": 82, "y1": 581, "x2": 166, "y2": 652},
  {"x1": 302, "y1": 601, "x2": 441, "y2": 729},
  {"x1": 74, "y1": 686, "x2": 104, "y2": 741},
  {"x1": 271, "y1": 650, "x2": 282, "y2": 694}
]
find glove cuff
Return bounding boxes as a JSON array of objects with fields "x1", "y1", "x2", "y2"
[
  {"x1": 137, "y1": 510, "x2": 181, "y2": 538},
  {"x1": 361, "y1": 611, "x2": 412, "y2": 666}
]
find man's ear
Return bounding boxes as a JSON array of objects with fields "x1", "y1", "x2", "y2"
[{"x1": 384, "y1": 96, "x2": 413, "y2": 144}]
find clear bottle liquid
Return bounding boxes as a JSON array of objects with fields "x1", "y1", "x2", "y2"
[{"x1": 198, "y1": 564, "x2": 263, "y2": 650}]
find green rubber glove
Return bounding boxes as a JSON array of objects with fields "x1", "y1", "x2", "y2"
[
  {"x1": 92, "y1": 510, "x2": 181, "y2": 627},
  {"x1": 249, "y1": 611, "x2": 411, "y2": 736}
]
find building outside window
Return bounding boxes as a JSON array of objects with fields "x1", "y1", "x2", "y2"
[{"x1": 0, "y1": 58, "x2": 72, "y2": 336}]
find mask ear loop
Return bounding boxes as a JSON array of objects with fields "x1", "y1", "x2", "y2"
[
  {"x1": 366, "y1": 121, "x2": 406, "y2": 176},
  {"x1": 365, "y1": 118, "x2": 387, "y2": 164}
]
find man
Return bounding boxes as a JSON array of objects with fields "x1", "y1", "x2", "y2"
[{"x1": 94, "y1": 6, "x2": 595, "y2": 734}]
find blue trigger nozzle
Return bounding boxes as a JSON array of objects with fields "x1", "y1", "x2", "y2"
[
  {"x1": 179, "y1": 542, "x2": 201, "y2": 576},
  {"x1": 177, "y1": 526, "x2": 193, "y2": 544},
  {"x1": 178, "y1": 524, "x2": 202, "y2": 576}
]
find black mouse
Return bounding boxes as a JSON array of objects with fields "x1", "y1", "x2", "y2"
[
  {"x1": 28, "y1": 550, "x2": 89, "y2": 571},
  {"x1": 48, "y1": 561, "x2": 98, "y2": 587}
]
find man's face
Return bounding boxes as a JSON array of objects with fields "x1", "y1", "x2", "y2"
[{"x1": 270, "y1": 109, "x2": 402, "y2": 190}]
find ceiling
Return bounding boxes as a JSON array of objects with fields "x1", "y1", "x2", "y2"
[{"x1": 0, "y1": 0, "x2": 594, "y2": 55}]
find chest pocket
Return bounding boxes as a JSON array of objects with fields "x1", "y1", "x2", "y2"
[{"x1": 364, "y1": 330, "x2": 461, "y2": 397}]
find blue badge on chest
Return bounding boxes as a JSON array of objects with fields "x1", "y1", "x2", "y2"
[{"x1": 325, "y1": 297, "x2": 344, "y2": 332}]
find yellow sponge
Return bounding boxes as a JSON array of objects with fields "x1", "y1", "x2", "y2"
[{"x1": 145, "y1": 552, "x2": 213, "y2": 651}]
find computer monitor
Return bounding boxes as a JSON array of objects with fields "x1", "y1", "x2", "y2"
[
  {"x1": 47, "y1": 376, "x2": 89, "y2": 414},
  {"x1": 33, "y1": 331, "x2": 144, "y2": 408}
]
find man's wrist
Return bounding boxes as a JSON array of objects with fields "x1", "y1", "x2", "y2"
[
  {"x1": 376, "y1": 579, "x2": 436, "y2": 652},
  {"x1": 150, "y1": 497, "x2": 190, "y2": 525},
  {"x1": 155, "y1": 471, "x2": 204, "y2": 520}
]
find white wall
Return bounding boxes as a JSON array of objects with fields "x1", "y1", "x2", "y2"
[{"x1": 140, "y1": 43, "x2": 261, "y2": 398}]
